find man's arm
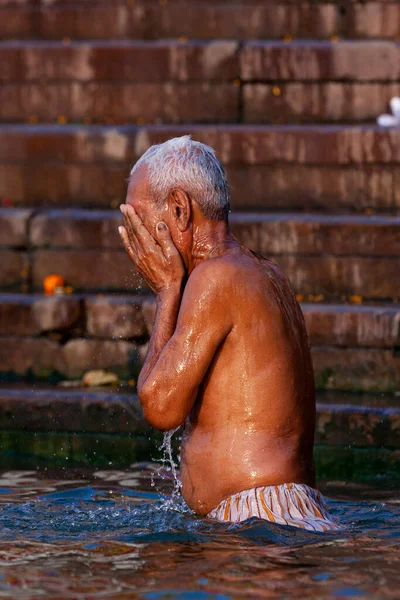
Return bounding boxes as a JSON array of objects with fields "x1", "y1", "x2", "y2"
[
  {"x1": 139, "y1": 261, "x2": 233, "y2": 431},
  {"x1": 118, "y1": 204, "x2": 231, "y2": 430},
  {"x1": 137, "y1": 285, "x2": 182, "y2": 393}
]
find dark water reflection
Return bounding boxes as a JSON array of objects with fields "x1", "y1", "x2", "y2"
[{"x1": 0, "y1": 466, "x2": 398, "y2": 598}]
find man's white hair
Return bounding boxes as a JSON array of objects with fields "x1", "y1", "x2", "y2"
[{"x1": 130, "y1": 135, "x2": 230, "y2": 221}]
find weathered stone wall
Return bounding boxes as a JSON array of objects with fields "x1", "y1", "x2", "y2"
[
  {"x1": 0, "y1": 0, "x2": 399, "y2": 392},
  {"x1": 2, "y1": 41, "x2": 400, "y2": 124}
]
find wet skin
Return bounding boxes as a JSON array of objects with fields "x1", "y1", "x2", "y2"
[{"x1": 119, "y1": 166, "x2": 316, "y2": 516}]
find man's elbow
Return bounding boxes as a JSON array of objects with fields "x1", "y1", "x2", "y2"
[
  {"x1": 138, "y1": 385, "x2": 186, "y2": 431},
  {"x1": 142, "y1": 405, "x2": 185, "y2": 432}
]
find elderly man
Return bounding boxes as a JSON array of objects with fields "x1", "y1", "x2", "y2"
[{"x1": 119, "y1": 136, "x2": 338, "y2": 532}]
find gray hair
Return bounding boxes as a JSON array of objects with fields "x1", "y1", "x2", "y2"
[{"x1": 130, "y1": 135, "x2": 230, "y2": 221}]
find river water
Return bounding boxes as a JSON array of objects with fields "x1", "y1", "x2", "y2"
[{"x1": 0, "y1": 465, "x2": 398, "y2": 599}]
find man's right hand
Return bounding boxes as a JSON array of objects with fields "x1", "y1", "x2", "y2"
[{"x1": 119, "y1": 204, "x2": 186, "y2": 295}]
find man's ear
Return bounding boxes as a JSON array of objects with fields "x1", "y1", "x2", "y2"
[{"x1": 169, "y1": 189, "x2": 191, "y2": 232}]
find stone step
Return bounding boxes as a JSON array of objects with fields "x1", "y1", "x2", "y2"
[
  {"x1": 0, "y1": 41, "x2": 399, "y2": 124},
  {"x1": 1, "y1": 292, "x2": 399, "y2": 348},
  {"x1": 0, "y1": 294, "x2": 399, "y2": 391},
  {"x1": 2, "y1": 124, "x2": 400, "y2": 212},
  {"x1": 2, "y1": 80, "x2": 400, "y2": 125},
  {"x1": 3, "y1": 40, "x2": 398, "y2": 84},
  {"x1": 0, "y1": 386, "x2": 398, "y2": 450},
  {"x1": 0, "y1": 2, "x2": 397, "y2": 41},
  {"x1": 2, "y1": 209, "x2": 400, "y2": 298}
]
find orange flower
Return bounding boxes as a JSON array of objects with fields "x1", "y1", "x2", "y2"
[
  {"x1": 43, "y1": 274, "x2": 65, "y2": 295},
  {"x1": 349, "y1": 295, "x2": 363, "y2": 305}
]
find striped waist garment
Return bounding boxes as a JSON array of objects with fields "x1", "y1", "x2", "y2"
[{"x1": 207, "y1": 483, "x2": 340, "y2": 532}]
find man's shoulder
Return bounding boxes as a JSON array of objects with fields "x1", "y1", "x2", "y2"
[{"x1": 189, "y1": 254, "x2": 240, "y2": 286}]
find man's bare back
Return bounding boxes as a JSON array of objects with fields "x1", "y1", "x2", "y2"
[
  {"x1": 180, "y1": 245, "x2": 315, "y2": 514},
  {"x1": 118, "y1": 136, "x2": 338, "y2": 531}
]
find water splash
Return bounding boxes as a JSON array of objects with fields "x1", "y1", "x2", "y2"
[{"x1": 151, "y1": 428, "x2": 182, "y2": 501}]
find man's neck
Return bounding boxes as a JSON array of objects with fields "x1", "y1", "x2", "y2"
[{"x1": 187, "y1": 220, "x2": 237, "y2": 274}]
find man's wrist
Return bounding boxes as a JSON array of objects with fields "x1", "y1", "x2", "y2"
[{"x1": 157, "y1": 282, "x2": 183, "y2": 304}]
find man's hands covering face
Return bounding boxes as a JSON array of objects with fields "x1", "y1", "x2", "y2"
[{"x1": 119, "y1": 204, "x2": 185, "y2": 295}]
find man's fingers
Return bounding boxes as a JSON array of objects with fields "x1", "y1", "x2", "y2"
[
  {"x1": 156, "y1": 221, "x2": 178, "y2": 259},
  {"x1": 118, "y1": 226, "x2": 136, "y2": 260},
  {"x1": 121, "y1": 206, "x2": 138, "y2": 249},
  {"x1": 124, "y1": 204, "x2": 154, "y2": 246}
]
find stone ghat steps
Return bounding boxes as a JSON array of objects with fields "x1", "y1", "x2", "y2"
[
  {"x1": 2, "y1": 208, "x2": 400, "y2": 299},
  {"x1": 0, "y1": 387, "x2": 398, "y2": 452},
  {"x1": 0, "y1": 293, "x2": 399, "y2": 391},
  {"x1": 2, "y1": 124, "x2": 400, "y2": 212},
  {"x1": 1, "y1": 40, "x2": 400, "y2": 124},
  {"x1": 0, "y1": 1, "x2": 398, "y2": 42}
]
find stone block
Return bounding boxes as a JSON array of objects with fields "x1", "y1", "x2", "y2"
[
  {"x1": 63, "y1": 338, "x2": 139, "y2": 379},
  {"x1": 226, "y1": 165, "x2": 395, "y2": 212},
  {"x1": 0, "y1": 125, "x2": 136, "y2": 164},
  {"x1": 32, "y1": 250, "x2": 145, "y2": 292},
  {"x1": 0, "y1": 82, "x2": 239, "y2": 124},
  {"x1": 0, "y1": 336, "x2": 65, "y2": 377},
  {"x1": 391, "y1": 170, "x2": 400, "y2": 210},
  {"x1": 0, "y1": 164, "x2": 24, "y2": 204},
  {"x1": 243, "y1": 82, "x2": 400, "y2": 123},
  {"x1": 315, "y1": 403, "x2": 400, "y2": 447},
  {"x1": 0, "y1": 208, "x2": 32, "y2": 247},
  {"x1": 32, "y1": 296, "x2": 81, "y2": 332},
  {"x1": 303, "y1": 304, "x2": 400, "y2": 348},
  {"x1": 85, "y1": 296, "x2": 147, "y2": 339},
  {"x1": 23, "y1": 163, "x2": 128, "y2": 206},
  {"x1": 0, "y1": 294, "x2": 81, "y2": 335},
  {"x1": 0, "y1": 3, "x2": 338, "y2": 41},
  {"x1": 240, "y1": 41, "x2": 400, "y2": 82},
  {"x1": 346, "y1": 3, "x2": 400, "y2": 39},
  {"x1": 0, "y1": 250, "x2": 29, "y2": 290},
  {"x1": 0, "y1": 388, "x2": 147, "y2": 434},
  {"x1": 146, "y1": 3, "x2": 337, "y2": 40},
  {"x1": 312, "y1": 346, "x2": 400, "y2": 392},
  {"x1": 0, "y1": 162, "x2": 127, "y2": 207},
  {"x1": 0, "y1": 294, "x2": 35, "y2": 335},
  {"x1": 277, "y1": 255, "x2": 400, "y2": 299},
  {"x1": 230, "y1": 214, "x2": 400, "y2": 257},
  {"x1": 30, "y1": 210, "x2": 122, "y2": 249},
  {"x1": 0, "y1": 41, "x2": 239, "y2": 83},
  {"x1": 0, "y1": 6, "x2": 31, "y2": 39}
]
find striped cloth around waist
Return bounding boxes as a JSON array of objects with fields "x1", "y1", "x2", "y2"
[{"x1": 207, "y1": 482, "x2": 340, "y2": 533}]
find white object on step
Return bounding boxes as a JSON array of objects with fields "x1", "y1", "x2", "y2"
[
  {"x1": 377, "y1": 97, "x2": 400, "y2": 127},
  {"x1": 377, "y1": 114, "x2": 399, "y2": 127}
]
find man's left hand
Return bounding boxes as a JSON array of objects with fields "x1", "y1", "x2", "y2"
[{"x1": 119, "y1": 204, "x2": 185, "y2": 295}]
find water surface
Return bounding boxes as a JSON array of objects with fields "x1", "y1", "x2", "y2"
[{"x1": 0, "y1": 465, "x2": 398, "y2": 599}]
